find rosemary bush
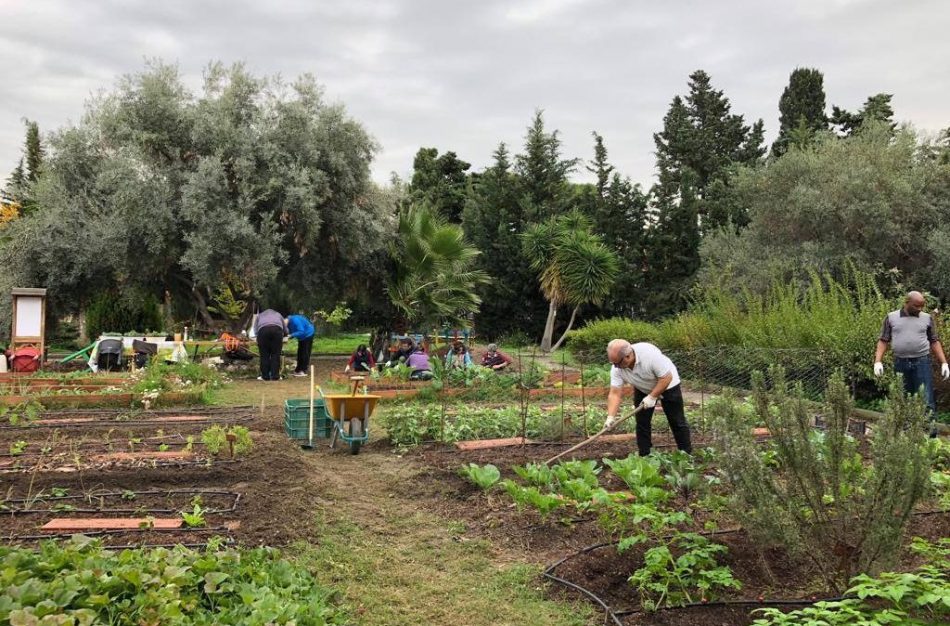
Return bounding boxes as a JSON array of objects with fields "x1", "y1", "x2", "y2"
[{"x1": 709, "y1": 367, "x2": 931, "y2": 591}]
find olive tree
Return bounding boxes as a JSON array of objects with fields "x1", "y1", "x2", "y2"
[{"x1": 0, "y1": 60, "x2": 390, "y2": 338}]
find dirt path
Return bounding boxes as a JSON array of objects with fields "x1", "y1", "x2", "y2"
[{"x1": 214, "y1": 372, "x2": 594, "y2": 626}]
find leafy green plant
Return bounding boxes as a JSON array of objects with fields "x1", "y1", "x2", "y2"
[
  {"x1": 0, "y1": 536, "x2": 347, "y2": 624},
  {"x1": 9, "y1": 440, "x2": 27, "y2": 455},
  {"x1": 181, "y1": 503, "x2": 206, "y2": 528},
  {"x1": 201, "y1": 425, "x2": 253, "y2": 456},
  {"x1": 753, "y1": 538, "x2": 950, "y2": 625},
  {"x1": 513, "y1": 462, "x2": 555, "y2": 488},
  {"x1": 501, "y1": 480, "x2": 563, "y2": 518},
  {"x1": 458, "y1": 463, "x2": 501, "y2": 490},
  {"x1": 50, "y1": 487, "x2": 68, "y2": 497},
  {"x1": 657, "y1": 450, "x2": 703, "y2": 503},
  {"x1": 604, "y1": 454, "x2": 670, "y2": 503},
  {"x1": 626, "y1": 531, "x2": 740, "y2": 611}
]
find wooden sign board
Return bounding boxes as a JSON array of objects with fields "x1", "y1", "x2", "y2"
[{"x1": 11, "y1": 287, "x2": 47, "y2": 362}]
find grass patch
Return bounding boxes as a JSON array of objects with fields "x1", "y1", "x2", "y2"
[
  {"x1": 312, "y1": 333, "x2": 371, "y2": 354},
  {"x1": 297, "y1": 513, "x2": 592, "y2": 626}
]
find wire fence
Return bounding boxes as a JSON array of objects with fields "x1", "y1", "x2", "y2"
[{"x1": 384, "y1": 344, "x2": 892, "y2": 446}]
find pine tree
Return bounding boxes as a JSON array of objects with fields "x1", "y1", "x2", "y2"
[
  {"x1": 773, "y1": 68, "x2": 828, "y2": 156},
  {"x1": 830, "y1": 93, "x2": 896, "y2": 136}
]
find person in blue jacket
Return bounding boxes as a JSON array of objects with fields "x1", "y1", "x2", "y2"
[
  {"x1": 284, "y1": 314, "x2": 315, "y2": 377},
  {"x1": 445, "y1": 341, "x2": 473, "y2": 369}
]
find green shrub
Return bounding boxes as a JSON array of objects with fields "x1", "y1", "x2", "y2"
[
  {"x1": 710, "y1": 368, "x2": 932, "y2": 592},
  {"x1": 567, "y1": 317, "x2": 662, "y2": 363},
  {"x1": 86, "y1": 291, "x2": 164, "y2": 339},
  {"x1": 0, "y1": 536, "x2": 347, "y2": 624}
]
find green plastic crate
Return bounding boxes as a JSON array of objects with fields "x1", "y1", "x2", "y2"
[{"x1": 284, "y1": 398, "x2": 332, "y2": 441}]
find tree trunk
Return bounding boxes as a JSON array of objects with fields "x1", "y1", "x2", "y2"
[
  {"x1": 549, "y1": 306, "x2": 579, "y2": 352},
  {"x1": 540, "y1": 300, "x2": 558, "y2": 352},
  {"x1": 191, "y1": 287, "x2": 215, "y2": 329}
]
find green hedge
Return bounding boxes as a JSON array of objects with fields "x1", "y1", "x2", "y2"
[
  {"x1": 86, "y1": 292, "x2": 164, "y2": 339},
  {"x1": 566, "y1": 318, "x2": 662, "y2": 363}
]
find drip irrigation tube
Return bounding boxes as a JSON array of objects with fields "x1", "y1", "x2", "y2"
[{"x1": 3, "y1": 489, "x2": 242, "y2": 514}]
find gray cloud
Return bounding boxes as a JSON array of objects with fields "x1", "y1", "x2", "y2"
[{"x1": 1, "y1": 0, "x2": 947, "y2": 190}]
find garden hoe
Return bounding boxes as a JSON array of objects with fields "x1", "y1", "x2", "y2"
[{"x1": 544, "y1": 402, "x2": 646, "y2": 465}]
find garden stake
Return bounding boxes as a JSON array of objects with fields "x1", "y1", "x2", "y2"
[
  {"x1": 306, "y1": 365, "x2": 315, "y2": 449},
  {"x1": 544, "y1": 403, "x2": 645, "y2": 465},
  {"x1": 226, "y1": 432, "x2": 236, "y2": 458}
]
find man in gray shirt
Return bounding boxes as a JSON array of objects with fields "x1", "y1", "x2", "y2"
[{"x1": 874, "y1": 291, "x2": 949, "y2": 425}]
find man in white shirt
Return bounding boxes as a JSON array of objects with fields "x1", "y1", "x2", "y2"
[{"x1": 604, "y1": 339, "x2": 692, "y2": 456}]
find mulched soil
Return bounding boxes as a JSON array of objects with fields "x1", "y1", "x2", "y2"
[
  {"x1": 0, "y1": 405, "x2": 337, "y2": 549},
  {"x1": 397, "y1": 433, "x2": 950, "y2": 626}
]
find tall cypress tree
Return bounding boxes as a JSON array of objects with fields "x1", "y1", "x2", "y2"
[
  {"x1": 24, "y1": 121, "x2": 43, "y2": 183},
  {"x1": 463, "y1": 144, "x2": 547, "y2": 339},
  {"x1": 584, "y1": 133, "x2": 648, "y2": 316},
  {"x1": 515, "y1": 110, "x2": 578, "y2": 223},
  {"x1": 773, "y1": 68, "x2": 828, "y2": 156},
  {"x1": 644, "y1": 70, "x2": 764, "y2": 317}
]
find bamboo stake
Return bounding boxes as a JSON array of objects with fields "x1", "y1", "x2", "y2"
[{"x1": 545, "y1": 403, "x2": 644, "y2": 465}]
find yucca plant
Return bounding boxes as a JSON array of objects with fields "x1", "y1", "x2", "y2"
[{"x1": 522, "y1": 211, "x2": 619, "y2": 352}]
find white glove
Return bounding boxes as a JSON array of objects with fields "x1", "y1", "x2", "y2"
[
  {"x1": 385, "y1": 360, "x2": 392, "y2": 368},
  {"x1": 873, "y1": 362, "x2": 884, "y2": 377},
  {"x1": 942, "y1": 363, "x2": 949, "y2": 380},
  {"x1": 344, "y1": 365, "x2": 350, "y2": 373},
  {"x1": 604, "y1": 415, "x2": 621, "y2": 430},
  {"x1": 639, "y1": 395, "x2": 657, "y2": 410}
]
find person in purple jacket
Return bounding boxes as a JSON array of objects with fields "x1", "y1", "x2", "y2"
[
  {"x1": 253, "y1": 309, "x2": 285, "y2": 381},
  {"x1": 406, "y1": 346, "x2": 433, "y2": 380}
]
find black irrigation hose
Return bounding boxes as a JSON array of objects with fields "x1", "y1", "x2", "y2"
[
  {"x1": 0, "y1": 458, "x2": 243, "y2": 474},
  {"x1": 542, "y1": 569, "x2": 624, "y2": 626},
  {"x1": 3, "y1": 489, "x2": 242, "y2": 515},
  {"x1": 103, "y1": 539, "x2": 234, "y2": 551},
  {"x1": 612, "y1": 596, "x2": 849, "y2": 619},
  {"x1": 1, "y1": 415, "x2": 256, "y2": 430}
]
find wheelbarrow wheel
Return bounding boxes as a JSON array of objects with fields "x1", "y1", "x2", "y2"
[{"x1": 348, "y1": 418, "x2": 363, "y2": 455}]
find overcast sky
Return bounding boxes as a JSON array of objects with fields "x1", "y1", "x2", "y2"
[{"x1": 1, "y1": 0, "x2": 948, "y2": 189}]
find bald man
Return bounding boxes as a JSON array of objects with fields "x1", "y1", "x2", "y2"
[
  {"x1": 605, "y1": 339, "x2": 692, "y2": 456},
  {"x1": 874, "y1": 291, "x2": 949, "y2": 430}
]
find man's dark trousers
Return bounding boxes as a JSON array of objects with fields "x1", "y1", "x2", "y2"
[
  {"x1": 632, "y1": 385, "x2": 693, "y2": 456},
  {"x1": 257, "y1": 325, "x2": 284, "y2": 380},
  {"x1": 295, "y1": 336, "x2": 314, "y2": 374}
]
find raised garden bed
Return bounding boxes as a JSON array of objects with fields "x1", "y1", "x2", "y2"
[
  {"x1": 0, "y1": 488, "x2": 242, "y2": 549},
  {"x1": 0, "y1": 405, "x2": 256, "y2": 430}
]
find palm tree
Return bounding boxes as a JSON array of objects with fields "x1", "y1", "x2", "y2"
[
  {"x1": 388, "y1": 203, "x2": 490, "y2": 331},
  {"x1": 522, "y1": 211, "x2": 619, "y2": 352}
]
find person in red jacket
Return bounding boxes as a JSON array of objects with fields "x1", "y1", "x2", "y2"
[{"x1": 345, "y1": 344, "x2": 376, "y2": 373}]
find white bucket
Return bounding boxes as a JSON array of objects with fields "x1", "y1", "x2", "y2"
[{"x1": 0, "y1": 354, "x2": 7, "y2": 373}]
